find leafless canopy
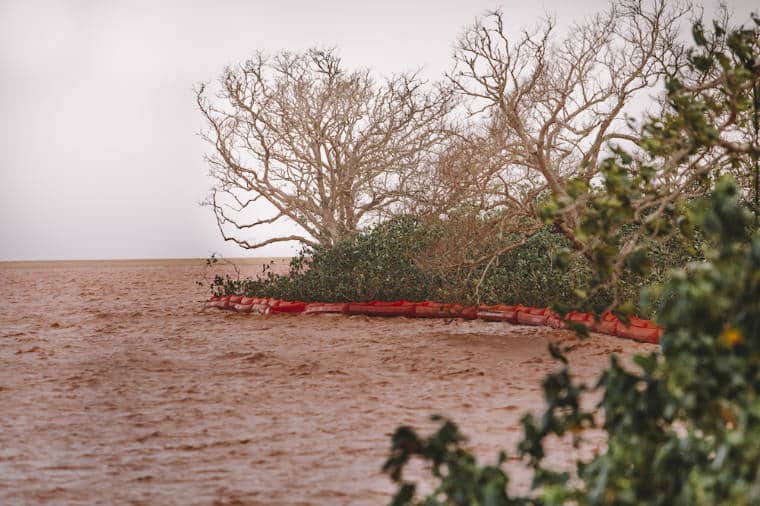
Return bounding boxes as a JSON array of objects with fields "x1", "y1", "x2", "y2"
[
  {"x1": 426, "y1": 0, "x2": 691, "y2": 250},
  {"x1": 197, "y1": 48, "x2": 453, "y2": 249}
]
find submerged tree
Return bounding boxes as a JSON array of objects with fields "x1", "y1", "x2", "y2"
[
  {"x1": 197, "y1": 48, "x2": 453, "y2": 249},
  {"x1": 417, "y1": 0, "x2": 691, "y2": 288}
]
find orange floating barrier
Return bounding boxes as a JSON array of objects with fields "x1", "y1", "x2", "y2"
[
  {"x1": 448, "y1": 304, "x2": 467, "y2": 318},
  {"x1": 412, "y1": 302, "x2": 448, "y2": 318},
  {"x1": 268, "y1": 301, "x2": 307, "y2": 314},
  {"x1": 615, "y1": 317, "x2": 662, "y2": 344},
  {"x1": 565, "y1": 311, "x2": 595, "y2": 329},
  {"x1": 474, "y1": 304, "x2": 523, "y2": 323},
  {"x1": 475, "y1": 311, "x2": 506, "y2": 321},
  {"x1": 516, "y1": 307, "x2": 549, "y2": 326},
  {"x1": 499, "y1": 305, "x2": 524, "y2": 323},
  {"x1": 545, "y1": 310, "x2": 565, "y2": 329},
  {"x1": 347, "y1": 301, "x2": 416, "y2": 317},
  {"x1": 460, "y1": 306, "x2": 478, "y2": 320},
  {"x1": 593, "y1": 312, "x2": 619, "y2": 335},
  {"x1": 252, "y1": 303, "x2": 271, "y2": 313},
  {"x1": 204, "y1": 296, "x2": 222, "y2": 309},
  {"x1": 203, "y1": 295, "x2": 662, "y2": 345},
  {"x1": 304, "y1": 303, "x2": 349, "y2": 314},
  {"x1": 413, "y1": 302, "x2": 468, "y2": 318}
]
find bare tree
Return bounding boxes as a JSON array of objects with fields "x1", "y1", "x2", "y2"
[
  {"x1": 420, "y1": 0, "x2": 691, "y2": 274},
  {"x1": 560, "y1": 10, "x2": 760, "y2": 310},
  {"x1": 197, "y1": 48, "x2": 453, "y2": 250}
]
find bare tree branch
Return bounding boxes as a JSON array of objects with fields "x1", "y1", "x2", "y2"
[
  {"x1": 416, "y1": 0, "x2": 691, "y2": 268},
  {"x1": 198, "y1": 48, "x2": 454, "y2": 250}
]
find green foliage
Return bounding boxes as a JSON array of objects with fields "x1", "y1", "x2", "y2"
[
  {"x1": 474, "y1": 229, "x2": 592, "y2": 307},
  {"x1": 211, "y1": 216, "x2": 448, "y2": 302},
  {"x1": 384, "y1": 179, "x2": 760, "y2": 506},
  {"x1": 210, "y1": 220, "x2": 697, "y2": 311},
  {"x1": 477, "y1": 227, "x2": 699, "y2": 313},
  {"x1": 383, "y1": 416, "x2": 523, "y2": 506},
  {"x1": 382, "y1": 16, "x2": 760, "y2": 506}
]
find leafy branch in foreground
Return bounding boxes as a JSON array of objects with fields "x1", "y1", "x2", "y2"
[
  {"x1": 383, "y1": 15, "x2": 760, "y2": 506},
  {"x1": 383, "y1": 416, "x2": 520, "y2": 506},
  {"x1": 546, "y1": 11, "x2": 760, "y2": 314}
]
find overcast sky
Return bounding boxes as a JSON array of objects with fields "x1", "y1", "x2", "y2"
[{"x1": 0, "y1": 0, "x2": 754, "y2": 260}]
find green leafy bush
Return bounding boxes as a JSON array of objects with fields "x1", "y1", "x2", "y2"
[
  {"x1": 210, "y1": 216, "x2": 449, "y2": 302},
  {"x1": 210, "y1": 219, "x2": 698, "y2": 312},
  {"x1": 384, "y1": 178, "x2": 759, "y2": 506},
  {"x1": 474, "y1": 227, "x2": 700, "y2": 313}
]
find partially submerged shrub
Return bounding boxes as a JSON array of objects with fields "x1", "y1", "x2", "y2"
[
  {"x1": 474, "y1": 226, "x2": 701, "y2": 312},
  {"x1": 210, "y1": 216, "x2": 448, "y2": 302},
  {"x1": 209, "y1": 218, "x2": 698, "y2": 312}
]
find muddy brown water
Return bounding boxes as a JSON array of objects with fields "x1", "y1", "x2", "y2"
[{"x1": 0, "y1": 260, "x2": 654, "y2": 505}]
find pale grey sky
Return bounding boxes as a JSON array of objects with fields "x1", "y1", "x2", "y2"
[{"x1": 0, "y1": 0, "x2": 753, "y2": 260}]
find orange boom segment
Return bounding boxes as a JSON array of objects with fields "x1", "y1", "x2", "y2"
[
  {"x1": 204, "y1": 297, "x2": 663, "y2": 344},
  {"x1": 346, "y1": 301, "x2": 416, "y2": 317},
  {"x1": 516, "y1": 307, "x2": 550, "y2": 326},
  {"x1": 304, "y1": 303, "x2": 350, "y2": 314}
]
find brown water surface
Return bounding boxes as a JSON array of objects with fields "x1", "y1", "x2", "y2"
[{"x1": 0, "y1": 259, "x2": 654, "y2": 505}]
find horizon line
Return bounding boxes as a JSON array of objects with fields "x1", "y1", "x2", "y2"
[{"x1": 0, "y1": 256, "x2": 292, "y2": 267}]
